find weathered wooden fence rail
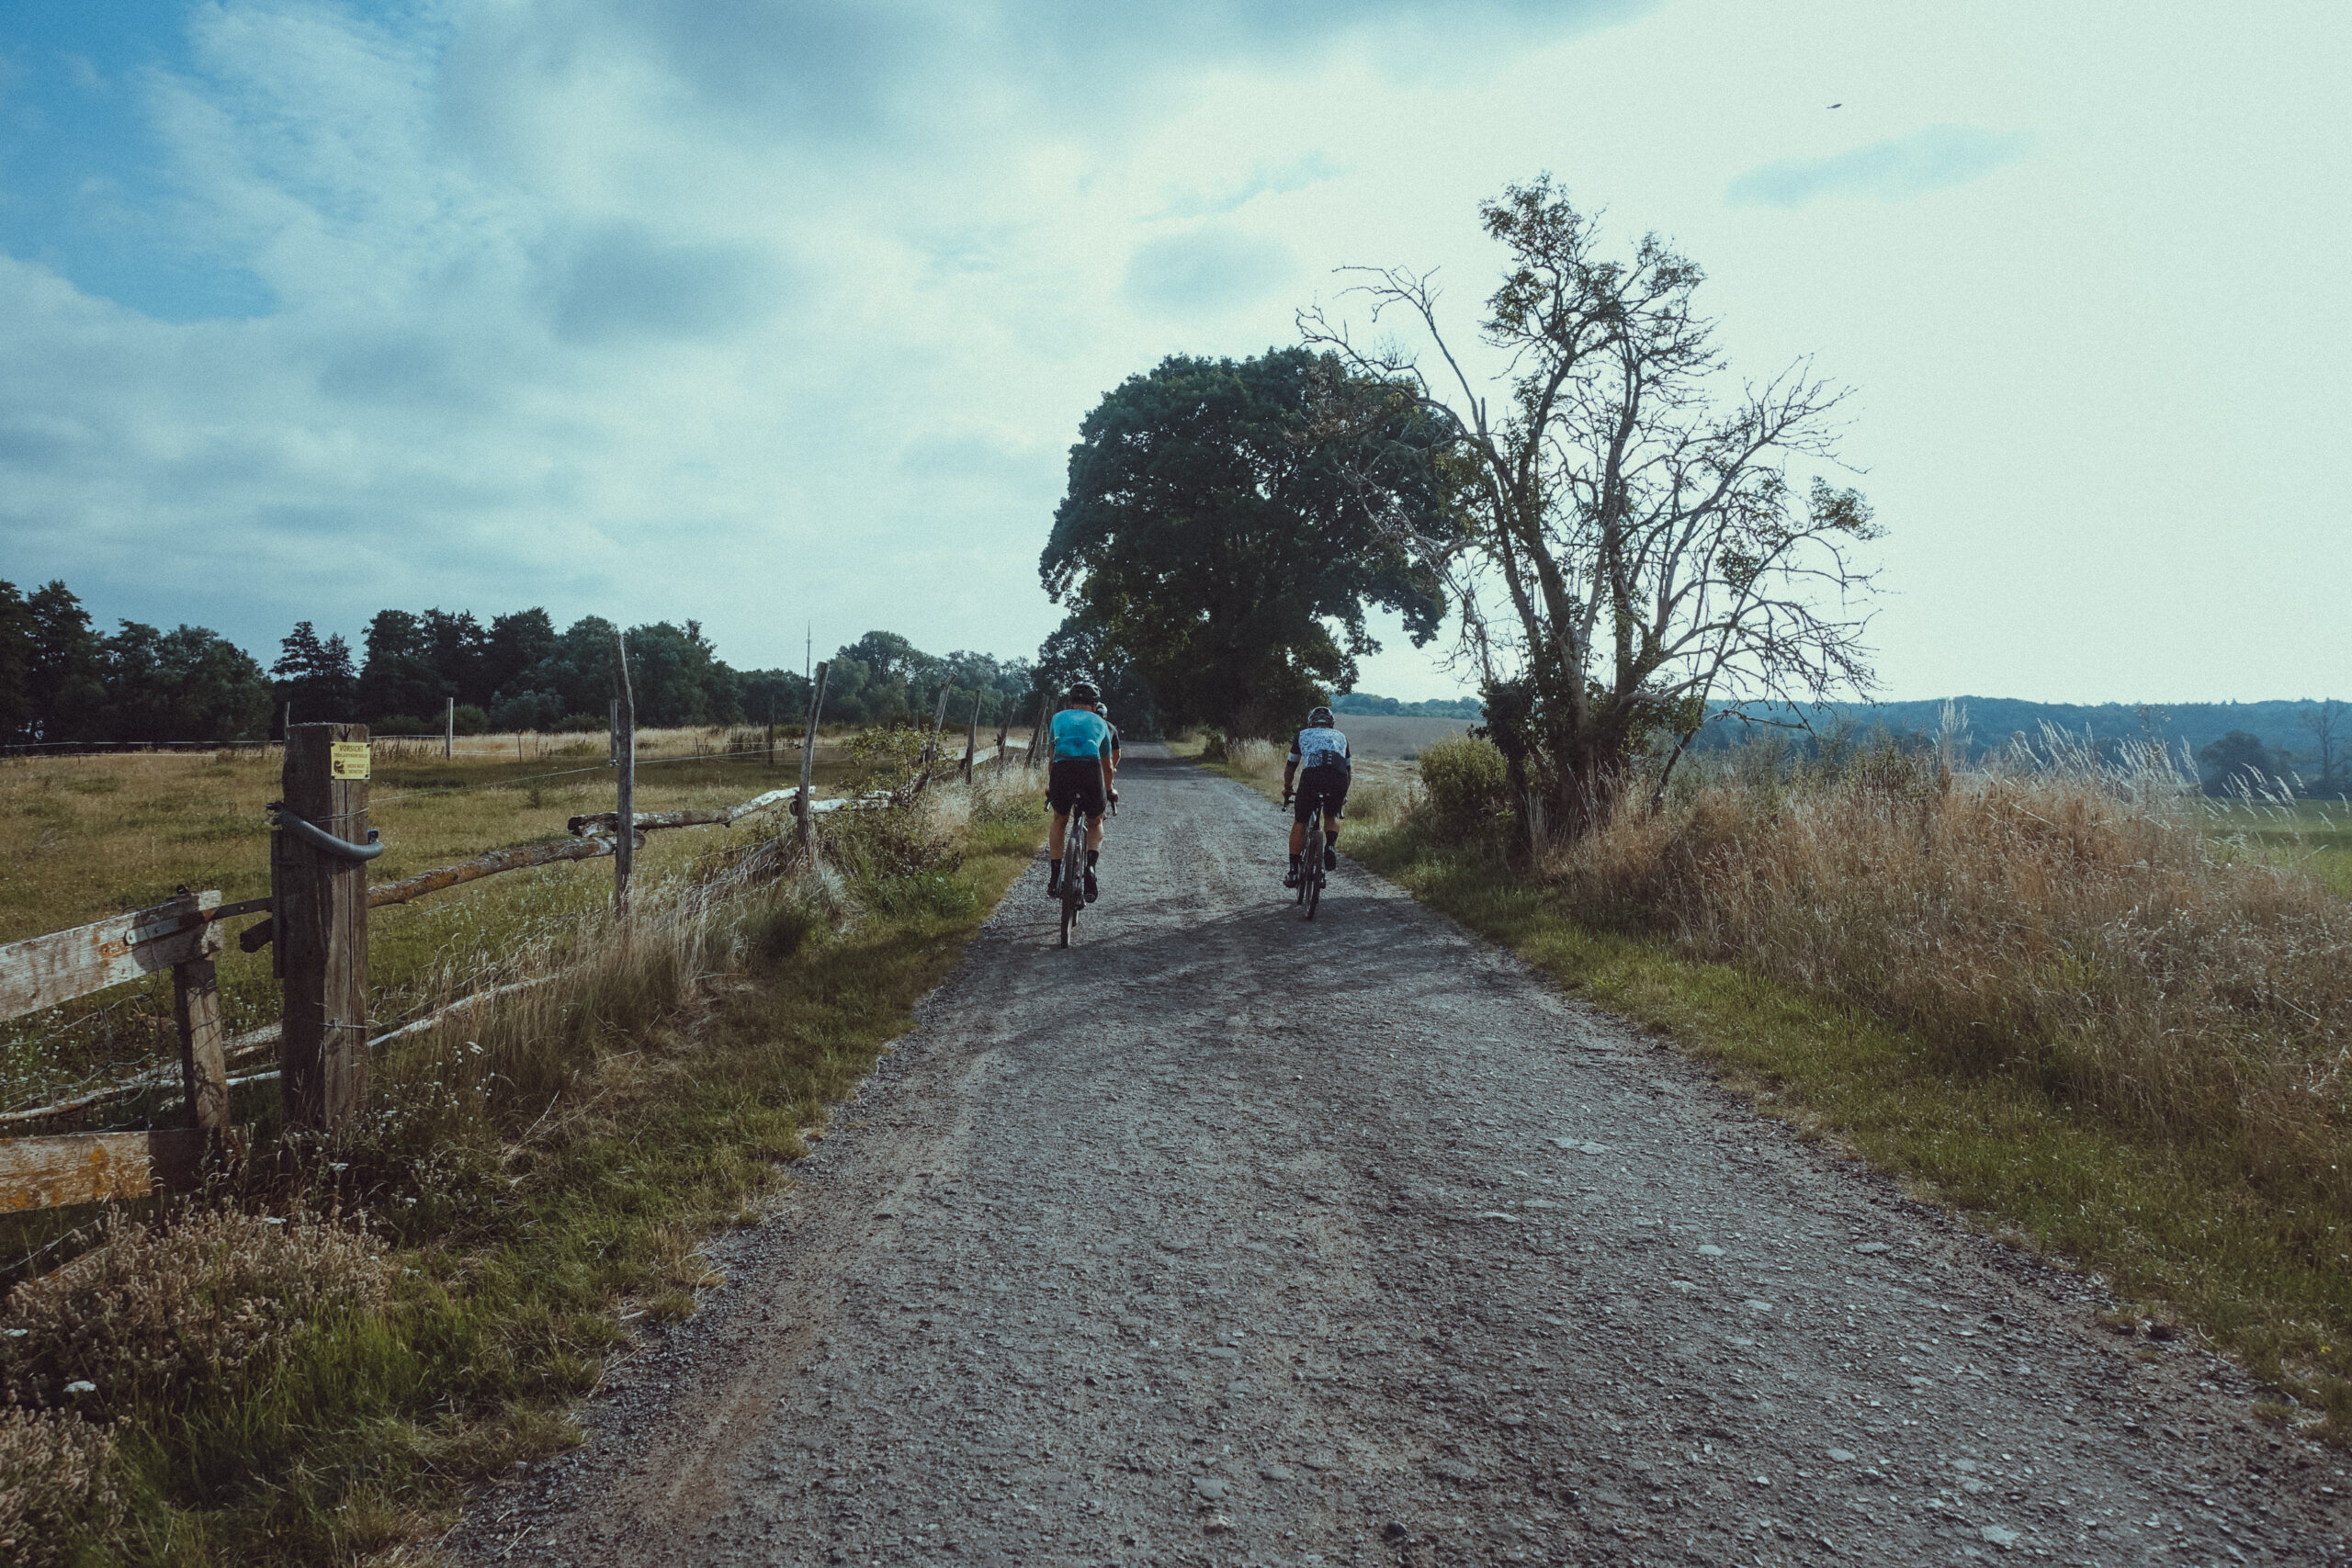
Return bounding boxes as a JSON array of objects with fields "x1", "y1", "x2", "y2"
[{"x1": 1, "y1": 691, "x2": 1035, "y2": 1216}]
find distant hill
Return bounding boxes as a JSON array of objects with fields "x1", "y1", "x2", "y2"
[
  {"x1": 1329, "y1": 692, "x2": 1485, "y2": 720},
  {"x1": 1690, "y1": 697, "x2": 2352, "y2": 795},
  {"x1": 1340, "y1": 690, "x2": 2346, "y2": 789},
  {"x1": 1696, "y1": 698, "x2": 2324, "y2": 761}
]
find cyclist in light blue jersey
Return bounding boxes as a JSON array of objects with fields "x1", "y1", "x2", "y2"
[
  {"x1": 1282, "y1": 705, "x2": 1351, "y2": 888},
  {"x1": 1045, "y1": 682, "x2": 1115, "y2": 904}
]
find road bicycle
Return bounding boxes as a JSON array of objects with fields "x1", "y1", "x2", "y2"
[
  {"x1": 1283, "y1": 795, "x2": 1327, "y2": 919},
  {"x1": 1058, "y1": 806, "x2": 1087, "y2": 947}
]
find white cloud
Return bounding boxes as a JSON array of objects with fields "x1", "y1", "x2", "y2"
[{"x1": 1725, "y1": 125, "x2": 2033, "y2": 208}]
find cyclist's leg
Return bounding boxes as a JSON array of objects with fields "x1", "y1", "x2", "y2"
[
  {"x1": 1079, "y1": 774, "x2": 1108, "y2": 901},
  {"x1": 1286, "y1": 783, "x2": 1317, "y2": 884},
  {"x1": 1321, "y1": 775, "x2": 1347, "y2": 866}
]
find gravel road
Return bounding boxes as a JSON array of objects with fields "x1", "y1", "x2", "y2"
[{"x1": 454, "y1": 746, "x2": 2351, "y2": 1566}]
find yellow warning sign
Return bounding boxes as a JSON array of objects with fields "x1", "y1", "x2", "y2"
[{"x1": 330, "y1": 741, "x2": 372, "y2": 781}]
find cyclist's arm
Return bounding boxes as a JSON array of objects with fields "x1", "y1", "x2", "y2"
[
  {"x1": 1100, "y1": 739, "x2": 1114, "y2": 797},
  {"x1": 1282, "y1": 759, "x2": 1297, "y2": 798}
]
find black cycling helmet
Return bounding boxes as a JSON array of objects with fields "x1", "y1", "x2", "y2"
[
  {"x1": 1307, "y1": 705, "x2": 1335, "y2": 728},
  {"x1": 1067, "y1": 681, "x2": 1101, "y2": 704}
]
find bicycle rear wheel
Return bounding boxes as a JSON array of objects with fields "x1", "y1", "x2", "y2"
[
  {"x1": 1304, "y1": 824, "x2": 1323, "y2": 919},
  {"x1": 1059, "y1": 816, "x2": 1085, "y2": 946}
]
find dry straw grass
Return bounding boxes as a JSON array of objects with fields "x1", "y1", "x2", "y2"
[
  {"x1": 0, "y1": 1405, "x2": 122, "y2": 1568},
  {"x1": 1547, "y1": 732, "x2": 2351, "y2": 1201},
  {"x1": 1, "y1": 1207, "x2": 391, "y2": 1413}
]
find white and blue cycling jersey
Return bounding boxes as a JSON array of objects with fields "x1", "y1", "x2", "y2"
[{"x1": 1287, "y1": 726, "x2": 1351, "y2": 772}]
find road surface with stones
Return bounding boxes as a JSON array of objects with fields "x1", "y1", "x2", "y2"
[{"x1": 455, "y1": 745, "x2": 2352, "y2": 1566}]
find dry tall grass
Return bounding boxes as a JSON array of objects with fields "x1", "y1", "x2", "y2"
[
  {"x1": 0, "y1": 1405, "x2": 121, "y2": 1568},
  {"x1": 1544, "y1": 734, "x2": 2352, "y2": 1217}
]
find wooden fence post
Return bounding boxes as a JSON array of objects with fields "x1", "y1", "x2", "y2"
[
  {"x1": 961, "y1": 693, "x2": 982, "y2": 784},
  {"x1": 277, "y1": 724, "x2": 370, "y2": 1133},
  {"x1": 168, "y1": 888, "x2": 229, "y2": 1135},
  {"x1": 797, "y1": 660, "x2": 830, "y2": 860},
  {"x1": 614, "y1": 634, "x2": 635, "y2": 920},
  {"x1": 444, "y1": 696, "x2": 454, "y2": 759},
  {"x1": 919, "y1": 685, "x2": 950, "y2": 770},
  {"x1": 1028, "y1": 696, "x2": 1048, "y2": 772}
]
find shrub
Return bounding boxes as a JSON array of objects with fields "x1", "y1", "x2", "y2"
[
  {"x1": 0, "y1": 1407, "x2": 123, "y2": 1568},
  {"x1": 451, "y1": 704, "x2": 491, "y2": 736},
  {"x1": 1418, "y1": 735, "x2": 1509, "y2": 823},
  {"x1": 0, "y1": 1207, "x2": 393, "y2": 1415},
  {"x1": 372, "y1": 714, "x2": 433, "y2": 736},
  {"x1": 488, "y1": 688, "x2": 565, "y2": 731},
  {"x1": 555, "y1": 711, "x2": 605, "y2": 732}
]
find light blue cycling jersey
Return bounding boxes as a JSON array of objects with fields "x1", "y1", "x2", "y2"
[
  {"x1": 1049, "y1": 706, "x2": 1114, "y2": 761},
  {"x1": 1288, "y1": 726, "x2": 1351, "y2": 770}
]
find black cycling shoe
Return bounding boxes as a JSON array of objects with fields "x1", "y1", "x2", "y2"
[
  {"x1": 1046, "y1": 871, "x2": 1063, "y2": 899},
  {"x1": 1083, "y1": 868, "x2": 1100, "y2": 904},
  {"x1": 1283, "y1": 865, "x2": 1301, "y2": 888},
  {"x1": 1324, "y1": 846, "x2": 1339, "y2": 871}
]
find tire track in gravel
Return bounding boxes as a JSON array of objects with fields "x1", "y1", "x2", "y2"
[{"x1": 454, "y1": 745, "x2": 2352, "y2": 1566}]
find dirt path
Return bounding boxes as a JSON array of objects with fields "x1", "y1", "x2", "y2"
[{"x1": 454, "y1": 747, "x2": 2351, "y2": 1566}]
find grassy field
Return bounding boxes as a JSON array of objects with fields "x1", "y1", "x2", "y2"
[
  {"x1": 0, "y1": 737, "x2": 1046, "y2": 1563},
  {"x1": 0, "y1": 728, "x2": 1023, "y2": 1123},
  {"x1": 2205, "y1": 796, "x2": 2352, "y2": 897},
  {"x1": 1204, "y1": 739, "x2": 2352, "y2": 1443}
]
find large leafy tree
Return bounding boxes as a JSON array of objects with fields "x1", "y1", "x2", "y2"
[
  {"x1": 356, "y1": 610, "x2": 445, "y2": 721},
  {"x1": 270, "y1": 621, "x2": 357, "y2": 727},
  {"x1": 1040, "y1": 347, "x2": 1458, "y2": 737},
  {"x1": 26, "y1": 581, "x2": 105, "y2": 742},
  {"x1": 97, "y1": 622, "x2": 273, "y2": 742},
  {"x1": 0, "y1": 581, "x2": 31, "y2": 744}
]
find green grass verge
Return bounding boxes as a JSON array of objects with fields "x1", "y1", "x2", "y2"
[
  {"x1": 1344, "y1": 822, "x2": 2352, "y2": 1438},
  {"x1": 74, "y1": 805, "x2": 1044, "y2": 1565}
]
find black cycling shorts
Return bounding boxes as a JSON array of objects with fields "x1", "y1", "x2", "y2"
[
  {"x1": 1047, "y1": 757, "x2": 1108, "y2": 819},
  {"x1": 1294, "y1": 762, "x2": 1350, "y2": 824}
]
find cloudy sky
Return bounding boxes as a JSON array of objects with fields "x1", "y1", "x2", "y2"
[{"x1": 2, "y1": 0, "x2": 2345, "y2": 703}]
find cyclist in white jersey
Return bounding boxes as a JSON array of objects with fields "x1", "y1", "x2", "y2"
[{"x1": 1282, "y1": 705, "x2": 1351, "y2": 888}]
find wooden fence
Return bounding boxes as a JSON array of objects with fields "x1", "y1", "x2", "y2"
[{"x1": 0, "y1": 657, "x2": 1036, "y2": 1217}]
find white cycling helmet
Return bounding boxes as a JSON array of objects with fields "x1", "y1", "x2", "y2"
[{"x1": 1307, "y1": 705, "x2": 1335, "y2": 727}]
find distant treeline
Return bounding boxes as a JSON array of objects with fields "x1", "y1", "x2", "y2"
[
  {"x1": 0, "y1": 580, "x2": 1035, "y2": 746},
  {"x1": 1328, "y1": 691, "x2": 1484, "y2": 720}
]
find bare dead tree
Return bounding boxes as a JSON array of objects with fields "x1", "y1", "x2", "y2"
[{"x1": 1299, "y1": 176, "x2": 1883, "y2": 840}]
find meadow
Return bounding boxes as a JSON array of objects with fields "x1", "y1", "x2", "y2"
[
  {"x1": 0, "y1": 729, "x2": 1045, "y2": 1564},
  {"x1": 0, "y1": 727, "x2": 1015, "y2": 1123}
]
